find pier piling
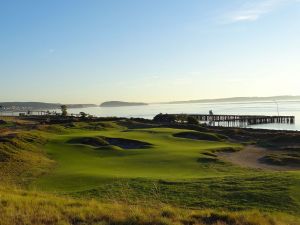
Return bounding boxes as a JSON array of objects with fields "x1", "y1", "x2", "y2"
[{"x1": 171, "y1": 114, "x2": 295, "y2": 127}]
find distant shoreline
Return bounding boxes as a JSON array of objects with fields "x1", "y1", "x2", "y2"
[
  {"x1": 100, "y1": 101, "x2": 148, "y2": 107},
  {"x1": 161, "y1": 96, "x2": 300, "y2": 105},
  {"x1": 1, "y1": 96, "x2": 300, "y2": 110}
]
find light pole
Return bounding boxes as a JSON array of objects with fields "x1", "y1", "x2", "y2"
[{"x1": 273, "y1": 100, "x2": 279, "y2": 116}]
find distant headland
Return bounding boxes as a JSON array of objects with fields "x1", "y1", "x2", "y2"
[
  {"x1": 0, "y1": 102, "x2": 97, "y2": 111},
  {"x1": 1, "y1": 96, "x2": 300, "y2": 111},
  {"x1": 165, "y1": 95, "x2": 300, "y2": 104},
  {"x1": 100, "y1": 101, "x2": 148, "y2": 107}
]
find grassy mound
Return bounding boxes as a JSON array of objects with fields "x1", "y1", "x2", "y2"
[
  {"x1": 117, "y1": 119, "x2": 158, "y2": 129},
  {"x1": 259, "y1": 134, "x2": 300, "y2": 147},
  {"x1": 173, "y1": 131, "x2": 226, "y2": 141},
  {"x1": 68, "y1": 137, "x2": 109, "y2": 147},
  {"x1": 36, "y1": 124, "x2": 68, "y2": 134},
  {"x1": 74, "y1": 121, "x2": 123, "y2": 130},
  {"x1": 0, "y1": 186, "x2": 298, "y2": 225},
  {"x1": 0, "y1": 132, "x2": 53, "y2": 185},
  {"x1": 198, "y1": 147, "x2": 242, "y2": 163},
  {"x1": 260, "y1": 152, "x2": 300, "y2": 166}
]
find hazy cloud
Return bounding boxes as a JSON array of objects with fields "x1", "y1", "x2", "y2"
[{"x1": 224, "y1": 0, "x2": 299, "y2": 23}]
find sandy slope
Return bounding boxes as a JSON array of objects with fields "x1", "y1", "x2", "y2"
[{"x1": 219, "y1": 146, "x2": 300, "y2": 171}]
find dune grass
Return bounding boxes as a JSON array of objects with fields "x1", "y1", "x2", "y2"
[
  {"x1": 0, "y1": 131, "x2": 53, "y2": 185},
  {"x1": 1, "y1": 185, "x2": 299, "y2": 225},
  {"x1": 261, "y1": 152, "x2": 300, "y2": 166}
]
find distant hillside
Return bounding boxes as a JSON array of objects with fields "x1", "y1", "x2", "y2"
[
  {"x1": 100, "y1": 101, "x2": 148, "y2": 107},
  {"x1": 65, "y1": 104, "x2": 97, "y2": 109},
  {"x1": 0, "y1": 102, "x2": 97, "y2": 111},
  {"x1": 167, "y1": 96, "x2": 300, "y2": 104}
]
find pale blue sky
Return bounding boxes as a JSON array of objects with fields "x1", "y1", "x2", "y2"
[{"x1": 1, "y1": 0, "x2": 300, "y2": 103}]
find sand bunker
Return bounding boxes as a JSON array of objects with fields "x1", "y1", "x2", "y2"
[
  {"x1": 103, "y1": 137, "x2": 152, "y2": 149},
  {"x1": 67, "y1": 137, "x2": 109, "y2": 147},
  {"x1": 219, "y1": 146, "x2": 300, "y2": 171},
  {"x1": 68, "y1": 136, "x2": 152, "y2": 149}
]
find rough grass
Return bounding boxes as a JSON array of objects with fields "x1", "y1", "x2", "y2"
[
  {"x1": 259, "y1": 134, "x2": 300, "y2": 148},
  {"x1": 69, "y1": 174, "x2": 300, "y2": 214},
  {"x1": 74, "y1": 121, "x2": 125, "y2": 130},
  {"x1": 0, "y1": 131, "x2": 53, "y2": 186},
  {"x1": 0, "y1": 186, "x2": 299, "y2": 225},
  {"x1": 261, "y1": 152, "x2": 300, "y2": 166},
  {"x1": 173, "y1": 131, "x2": 227, "y2": 141}
]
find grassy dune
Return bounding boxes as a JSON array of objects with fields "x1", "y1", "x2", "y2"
[
  {"x1": 1, "y1": 185, "x2": 299, "y2": 225},
  {"x1": 0, "y1": 132, "x2": 53, "y2": 185},
  {"x1": 1, "y1": 118, "x2": 300, "y2": 224}
]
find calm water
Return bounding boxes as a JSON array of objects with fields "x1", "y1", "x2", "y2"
[{"x1": 68, "y1": 101, "x2": 300, "y2": 131}]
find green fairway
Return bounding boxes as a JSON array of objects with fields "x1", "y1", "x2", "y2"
[
  {"x1": 29, "y1": 121, "x2": 300, "y2": 214},
  {"x1": 33, "y1": 125, "x2": 242, "y2": 191}
]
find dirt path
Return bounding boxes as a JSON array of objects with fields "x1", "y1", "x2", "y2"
[{"x1": 219, "y1": 146, "x2": 300, "y2": 171}]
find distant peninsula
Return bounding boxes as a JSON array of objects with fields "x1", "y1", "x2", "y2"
[
  {"x1": 166, "y1": 95, "x2": 300, "y2": 104},
  {"x1": 100, "y1": 101, "x2": 148, "y2": 107},
  {"x1": 0, "y1": 102, "x2": 97, "y2": 111}
]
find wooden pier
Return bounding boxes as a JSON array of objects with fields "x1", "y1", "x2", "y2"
[{"x1": 172, "y1": 114, "x2": 295, "y2": 127}]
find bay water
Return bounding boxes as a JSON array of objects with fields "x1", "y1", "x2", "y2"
[{"x1": 68, "y1": 101, "x2": 300, "y2": 131}]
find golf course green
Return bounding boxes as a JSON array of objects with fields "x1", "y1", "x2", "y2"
[
  {"x1": 1, "y1": 118, "x2": 300, "y2": 225},
  {"x1": 27, "y1": 121, "x2": 300, "y2": 215}
]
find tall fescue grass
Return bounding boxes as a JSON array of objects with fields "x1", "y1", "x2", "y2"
[
  {"x1": 0, "y1": 131, "x2": 53, "y2": 186},
  {"x1": 0, "y1": 185, "x2": 299, "y2": 225}
]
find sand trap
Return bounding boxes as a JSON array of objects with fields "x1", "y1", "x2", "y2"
[
  {"x1": 68, "y1": 136, "x2": 152, "y2": 150},
  {"x1": 219, "y1": 146, "x2": 300, "y2": 171},
  {"x1": 104, "y1": 137, "x2": 152, "y2": 149},
  {"x1": 67, "y1": 137, "x2": 109, "y2": 147}
]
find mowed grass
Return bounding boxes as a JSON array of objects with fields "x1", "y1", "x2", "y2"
[
  {"x1": 33, "y1": 126, "x2": 242, "y2": 192},
  {"x1": 29, "y1": 122, "x2": 300, "y2": 215}
]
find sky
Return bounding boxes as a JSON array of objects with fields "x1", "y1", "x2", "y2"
[{"x1": 1, "y1": 0, "x2": 300, "y2": 103}]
